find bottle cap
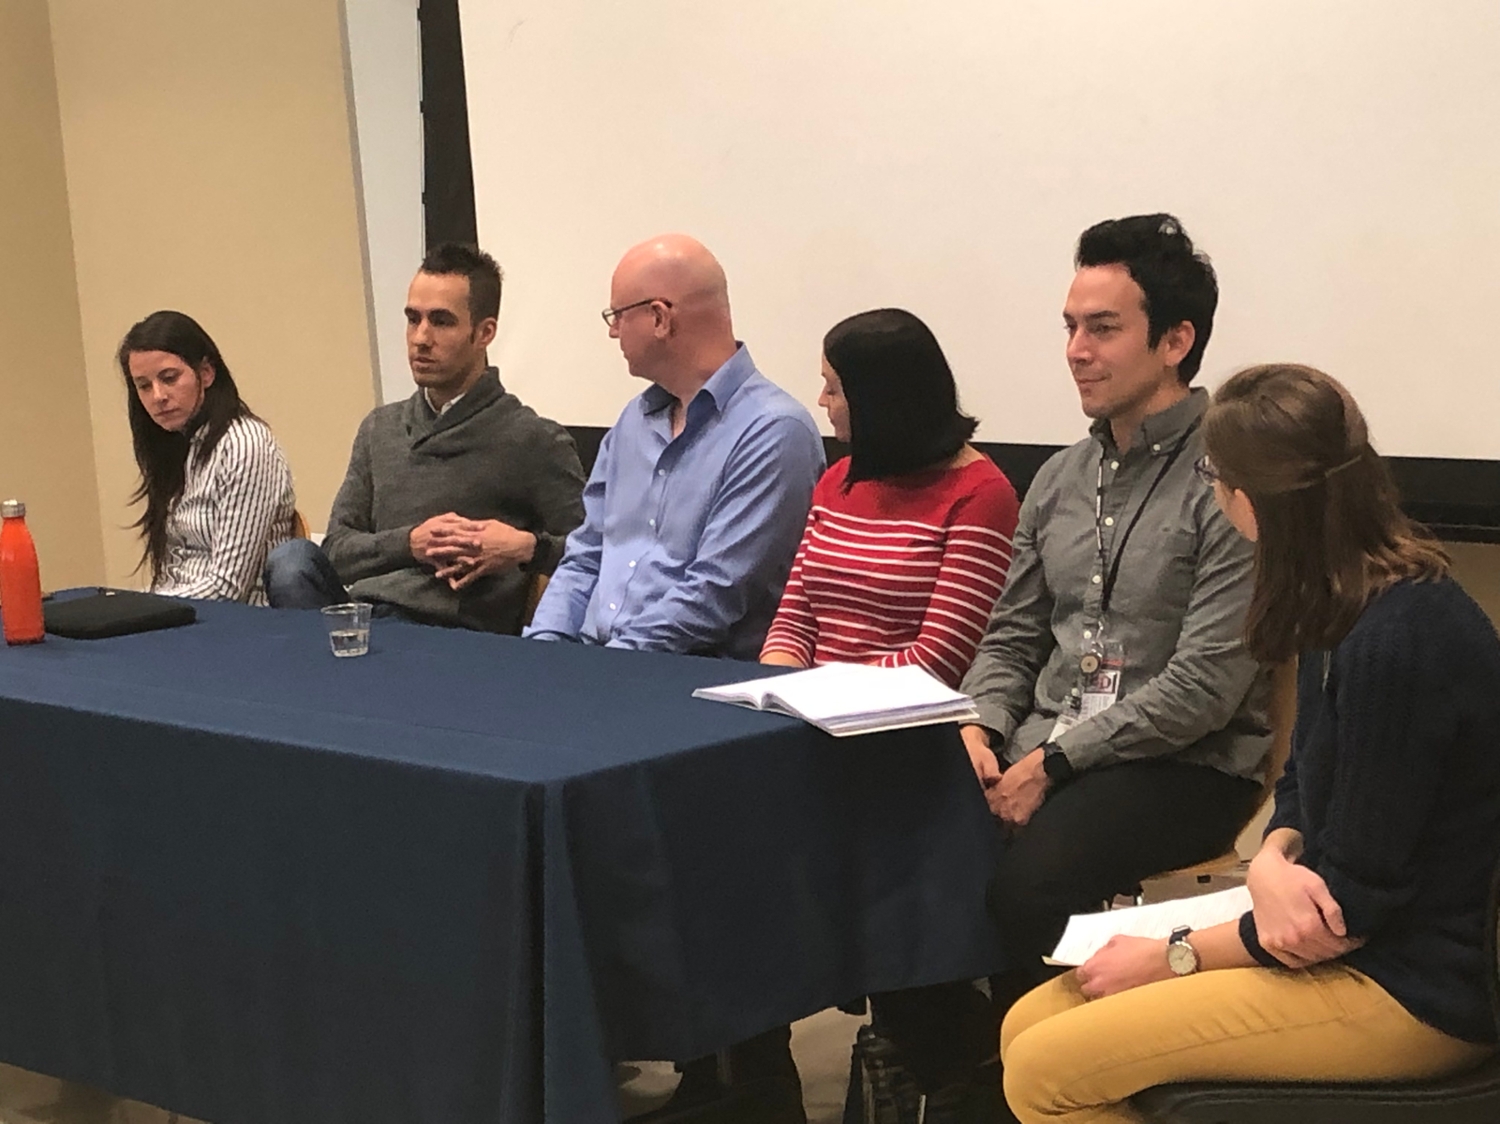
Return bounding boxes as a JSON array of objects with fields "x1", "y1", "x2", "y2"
[{"x1": 1, "y1": 499, "x2": 24, "y2": 518}]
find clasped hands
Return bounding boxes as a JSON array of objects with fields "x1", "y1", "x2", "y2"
[
  {"x1": 960, "y1": 725, "x2": 1050, "y2": 827},
  {"x1": 410, "y1": 512, "x2": 536, "y2": 591}
]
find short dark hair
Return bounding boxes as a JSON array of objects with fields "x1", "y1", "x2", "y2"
[
  {"x1": 1205, "y1": 363, "x2": 1447, "y2": 662},
  {"x1": 1075, "y1": 213, "x2": 1218, "y2": 382},
  {"x1": 419, "y1": 241, "x2": 503, "y2": 326},
  {"x1": 823, "y1": 308, "x2": 978, "y2": 485}
]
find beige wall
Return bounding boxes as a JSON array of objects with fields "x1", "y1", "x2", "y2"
[
  {"x1": 47, "y1": 0, "x2": 378, "y2": 586},
  {"x1": 0, "y1": 0, "x2": 107, "y2": 591}
]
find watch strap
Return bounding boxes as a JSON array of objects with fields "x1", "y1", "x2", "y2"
[{"x1": 1041, "y1": 742, "x2": 1075, "y2": 784}]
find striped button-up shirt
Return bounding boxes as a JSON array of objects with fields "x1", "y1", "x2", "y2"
[{"x1": 153, "y1": 415, "x2": 296, "y2": 605}]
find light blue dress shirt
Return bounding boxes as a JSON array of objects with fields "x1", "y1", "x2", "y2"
[{"x1": 524, "y1": 344, "x2": 824, "y2": 660}]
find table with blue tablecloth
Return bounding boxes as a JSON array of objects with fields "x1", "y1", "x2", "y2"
[{"x1": 0, "y1": 599, "x2": 1002, "y2": 1124}]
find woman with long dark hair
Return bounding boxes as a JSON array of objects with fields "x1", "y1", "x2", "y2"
[
  {"x1": 761, "y1": 308, "x2": 1019, "y2": 686},
  {"x1": 120, "y1": 310, "x2": 295, "y2": 603},
  {"x1": 999, "y1": 364, "x2": 1500, "y2": 1122}
]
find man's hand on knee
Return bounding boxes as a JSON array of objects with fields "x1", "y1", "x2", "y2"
[
  {"x1": 995, "y1": 747, "x2": 1051, "y2": 826},
  {"x1": 961, "y1": 725, "x2": 1002, "y2": 795}
]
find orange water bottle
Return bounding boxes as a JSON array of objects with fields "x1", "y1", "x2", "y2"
[{"x1": 0, "y1": 499, "x2": 45, "y2": 645}]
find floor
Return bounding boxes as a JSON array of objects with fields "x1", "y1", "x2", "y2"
[
  {"x1": 0, "y1": 1065, "x2": 205, "y2": 1124},
  {"x1": 618, "y1": 1007, "x2": 866, "y2": 1122},
  {"x1": 0, "y1": 1008, "x2": 865, "y2": 1124}
]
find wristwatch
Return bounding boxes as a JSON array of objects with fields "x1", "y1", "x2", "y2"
[
  {"x1": 1166, "y1": 926, "x2": 1200, "y2": 976},
  {"x1": 1041, "y1": 742, "x2": 1074, "y2": 784}
]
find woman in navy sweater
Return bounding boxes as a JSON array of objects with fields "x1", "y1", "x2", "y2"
[{"x1": 999, "y1": 363, "x2": 1500, "y2": 1123}]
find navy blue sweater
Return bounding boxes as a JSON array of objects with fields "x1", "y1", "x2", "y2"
[{"x1": 1239, "y1": 577, "x2": 1500, "y2": 1043}]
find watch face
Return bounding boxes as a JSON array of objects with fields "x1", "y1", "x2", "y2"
[{"x1": 1166, "y1": 939, "x2": 1198, "y2": 976}]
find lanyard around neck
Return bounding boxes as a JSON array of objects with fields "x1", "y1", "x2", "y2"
[{"x1": 1093, "y1": 421, "x2": 1199, "y2": 616}]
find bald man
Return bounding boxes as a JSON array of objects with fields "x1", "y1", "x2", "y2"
[{"x1": 524, "y1": 235, "x2": 823, "y2": 660}]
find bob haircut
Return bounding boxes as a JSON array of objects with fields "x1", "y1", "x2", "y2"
[
  {"x1": 1204, "y1": 363, "x2": 1447, "y2": 663},
  {"x1": 823, "y1": 308, "x2": 978, "y2": 485},
  {"x1": 118, "y1": 310, "x2": 259, "y2": 582}
]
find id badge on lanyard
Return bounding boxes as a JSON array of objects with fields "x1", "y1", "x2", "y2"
[
  {"x1": 1048, "y1": 429, "x2": 1191, "y2": 742},
  {"x1": 1050, "y1": 625, "x2": 1125, "y2": 741}
]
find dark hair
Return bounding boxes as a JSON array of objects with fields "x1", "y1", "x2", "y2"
[
  {"x1": 118, "y1": 310, "x2": 260, "y2": 582},
  {"x1": 1204, "y1": 363, "x2": 1448, "y2": 663},
  {"x1": 823, "y1": 308, "x2": 978, "y2": 484},
  {"x1": 1075, "y1": 213, "x2": 1218, "y2": 382},
  {"x1": 419, "y1": 241, "x2": 503, "y2": 326}
]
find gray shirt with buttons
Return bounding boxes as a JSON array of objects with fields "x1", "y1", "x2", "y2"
[{"x1": 960, "y1": 388, "x2": 1272, "y2": 780}]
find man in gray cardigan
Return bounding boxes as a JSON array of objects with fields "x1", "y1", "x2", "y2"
[{"x1": 265, "y1": 243, "x2": 585, "y2": 634}]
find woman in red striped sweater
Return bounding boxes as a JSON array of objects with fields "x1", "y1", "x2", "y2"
[{"x1": 761, "y1": 308, "x2": 1019, "y2": 687}]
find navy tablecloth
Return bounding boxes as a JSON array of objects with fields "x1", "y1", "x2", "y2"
[{"x1": 0, "y1": 599, "x2": 1002, "y2": 1124}]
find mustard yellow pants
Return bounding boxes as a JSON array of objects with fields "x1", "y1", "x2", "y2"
[{"x1": 999, "y1": 964, "x2": 1493, "y2": 1124}]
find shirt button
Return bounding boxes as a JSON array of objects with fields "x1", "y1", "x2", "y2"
[
  {"x1": 648, "y1": 518, "x2": 656, "y2": 527},
  {"x1": 628, "y1": 560, "x2": 636, "y2": 568},
  {"x1": 1104, "y1": 516, "x2": 1115, "y2": 527},
  {"x1": 1091, "y1": 574, "x2": 1102, "y2": 584},
  {"x1": 1083, "y1": 629, "x2": 1093, "y2": 639},
  {"x1": 609, "y1": 603, "x2": 617, "y2": 611},
  {"x1": 657, "y1": 469, "x2": 666, "y2": 477},
  {"x1": 1071, "y1": 687, "x2": 1082, "y2": 697},
  {"x1": 1110, "y1": 460, "x2": 1119, "y2": 470},
  {"x1": 1152, "y1": 443, "x2": 1162, "y2": 453}
]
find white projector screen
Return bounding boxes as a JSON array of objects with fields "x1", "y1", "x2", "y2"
[{"x1": 460, "y1": 0, "x2": 1500, "y2": 460}]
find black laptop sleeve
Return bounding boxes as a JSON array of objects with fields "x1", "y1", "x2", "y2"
[{"x1": 43, "y1": 590, "x2": 197, "y2": 639}]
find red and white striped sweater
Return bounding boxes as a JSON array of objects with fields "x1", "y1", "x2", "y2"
[{"x1": 761, "y1": 455, "x2": 1019, "y2": 687}]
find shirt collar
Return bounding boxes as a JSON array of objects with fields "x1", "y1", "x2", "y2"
[
  {"x1": 424, "y1": 387, "x2": 466, "y2": 416},
  {"x1": 640, "y1": 343, "x2": 756, "y2": 418},
  {"x1": 1091, "y1": 386, "x2": 1209, "y2": 456}
]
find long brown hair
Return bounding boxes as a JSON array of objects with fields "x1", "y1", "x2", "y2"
[
  {"x1": 119, "y1": 311, "x2": 259, "y2": 582},
  {"x1": 1204, "y1": 363, "x2": 1448, "y2": 662}
]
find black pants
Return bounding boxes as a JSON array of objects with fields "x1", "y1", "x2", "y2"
[
  {"x1": 989, "y1": 757, "x2": 1260, "y2": 992},
  {"x1": 876, "y1": 758, "x2": 1261, "y2": 1091}
]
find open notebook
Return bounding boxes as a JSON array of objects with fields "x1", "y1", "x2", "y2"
[{"x1": 692, "y1": 662, "x2": 980, "y2": 737}]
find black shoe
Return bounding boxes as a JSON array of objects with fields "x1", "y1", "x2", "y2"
[
  {"x1": 626, "y1": 1078, "x2": 805, "y2": 1124},
  {"x1": 920, "y1": 1061, "x2": 1014, "y2": 1124},
  {"x1": 626, "y1": 1030, "x2": 806, "y2": 1124}
]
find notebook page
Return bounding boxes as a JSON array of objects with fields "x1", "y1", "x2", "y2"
[
  {"x1": 1046, "y1": 886, "x2": 1252, "y2": 966},
  {"x1": 760, "y1": 663, "x2": 970, "y2": 724},
  {"x1": 690, "y1": 674, "x2": 780, "y2": 708}
]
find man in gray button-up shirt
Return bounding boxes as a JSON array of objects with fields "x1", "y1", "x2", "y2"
[{"x1": 964, "y1": 215, "x2": 1272, "y2": 1008}]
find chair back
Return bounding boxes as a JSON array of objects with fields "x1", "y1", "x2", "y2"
[
  {"x1": 1488, "y1": 848, "x2": 1500, "y2": 1038},
  {"x1": 291, "y1": 510, "x2": 311, "y2": 540},
  {"x1": 521, "y1": 572, "x2": 550, "y2": 629},
  {"x1": 1255, "y1": 658, "x2": 1298, "y2": 807}
]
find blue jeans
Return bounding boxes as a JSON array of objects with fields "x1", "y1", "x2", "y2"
[{"x1": 264, "y1": 538, "x2": 348, "y2": 610}]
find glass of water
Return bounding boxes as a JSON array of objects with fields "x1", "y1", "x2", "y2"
[{"x1": 321, "y1": 602, "x2": 371, "y2": 658}]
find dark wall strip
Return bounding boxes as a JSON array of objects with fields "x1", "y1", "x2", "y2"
[
  {"x1": 418, "y1": 0, "x2": 478, "y2": 248},
  {"x1": 563, "y1": 426, "x2": 1499, "y2": 543}
]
